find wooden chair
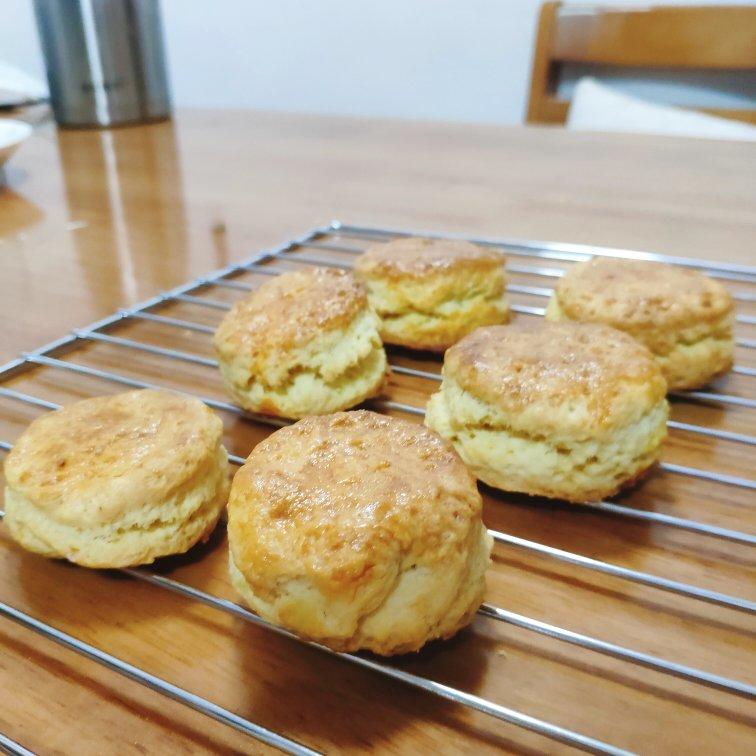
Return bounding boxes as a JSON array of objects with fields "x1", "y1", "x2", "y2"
[{"x1": 527, "y1": 3, "x2": 756, "y2": 125}]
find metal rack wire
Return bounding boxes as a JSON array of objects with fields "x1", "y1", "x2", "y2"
[{"x1": 0, "y1": 221, "x2": 753, "y2": 755}]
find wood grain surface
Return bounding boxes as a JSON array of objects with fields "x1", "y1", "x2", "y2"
[{"x1": 0, "y1": 110, "x2": 754, "y2": 755}]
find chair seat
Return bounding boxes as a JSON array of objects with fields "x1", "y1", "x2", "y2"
[{"x1": 567, "y1": 77, "x2": 756, "y2": 141}]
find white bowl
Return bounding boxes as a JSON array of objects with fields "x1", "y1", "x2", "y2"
[{"x1": 0, "y1": 119, "x2": 33, "y2": 169}]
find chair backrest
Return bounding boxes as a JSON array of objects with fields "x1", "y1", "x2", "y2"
[{"x1": 527, "y1": 3, "x2": 756, "y2": 125}]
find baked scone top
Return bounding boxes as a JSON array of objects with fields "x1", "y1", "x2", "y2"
[
  {"x1": 355, "y1": 237, "x2": 505, "y2": 279},
  {"x1": 214, "y1": 268, "x2": 368, "y2": 357},
  {"x1": 554, "y1": 257, "x2": 733, "y2": 330},
  {"x1": 444, "y1": 321, "x2": 666, "y2": 433},
  {"x1": 4, "y1": 389, "x2": 223, "y2": 524},
  {"x1": 228, "y1": 410, "x2": 482, "y2": 596}
]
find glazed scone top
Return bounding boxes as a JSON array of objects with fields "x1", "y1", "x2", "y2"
[
  {"x1": 4, "y1": 389, "x2": 224, "y2": 525},
  {"x1": 228, "y1": 411, "x2": 482, "y2": 597},
  {"x1": 444, "y1": 321, "x2": 666, "y2": 434},
  {"x1": 354, "y1": 237, "x2": 505, "y2": 279},
  {"x1": 554, "y1": 258, "x2": 733, "y2": 330},
  {"x1": 214, "y1": 268, "x2": 368, "y2": 357}
]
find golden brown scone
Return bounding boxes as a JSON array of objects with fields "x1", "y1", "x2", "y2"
[
  {"x1": 213, "y1": 267, "x2": 388, "y2": 419},
  {"x1": 425, "y1": 321, "x2": 669, "y2": 503},
  {"x1": 227, "y1": 410, "x2": 492, "y2": 655},
  {"x1": 353, "y1": 237, "x2": 509, "y2": 351},
  {"x1": 3, "y1": 390, "x2": 229, "y2": 568},
  {"x1": 545, "y1": 257, "x2": 734, "y2": 390}
]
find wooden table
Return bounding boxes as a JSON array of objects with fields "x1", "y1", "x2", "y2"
[{"x1": 0, "y1": 110, "x2": 754, "y2": 754}]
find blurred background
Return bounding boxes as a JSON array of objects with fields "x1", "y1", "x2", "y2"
[{"x1": 4, "y1": 0, "x2": 755, "y2": 125}]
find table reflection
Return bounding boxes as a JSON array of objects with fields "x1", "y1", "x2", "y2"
[{"x1": 56, "y1": 120, "x2": 189, "y2": 309}]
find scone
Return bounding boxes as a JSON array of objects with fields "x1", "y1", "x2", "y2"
[
  {"x1": 227, "y1": 410, "x2": 492, "y2": 655},
  {"x1": 3, "y1": 389, "x2": 229, "y2": 568},
  {"x1": 353, "y1": 237, "x2": 509, "y2": 351},
  {"x1": 214, "y1": 267, "x2": 388, "y2": 419},
  {"x1": 425, "y1": 321, "x2": 669, "y2": 503},
  {"x1": 545, "y1": 257, "x2": 734, "y2": 390}
]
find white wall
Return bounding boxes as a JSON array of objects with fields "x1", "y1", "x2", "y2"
[
  {"x1": 3, "y1": 0, "x2": 755, "y2": 125},
  {"x1": 4, "y1": 0, "x2": 43, "y2": 79},
  {"x1": 161, "y1": 0, "x2": 538, "y2": 123}
]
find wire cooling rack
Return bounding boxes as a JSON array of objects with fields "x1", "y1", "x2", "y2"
[{"x1": 0, "y1": 221, "x2": 754, "y2": 755}]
